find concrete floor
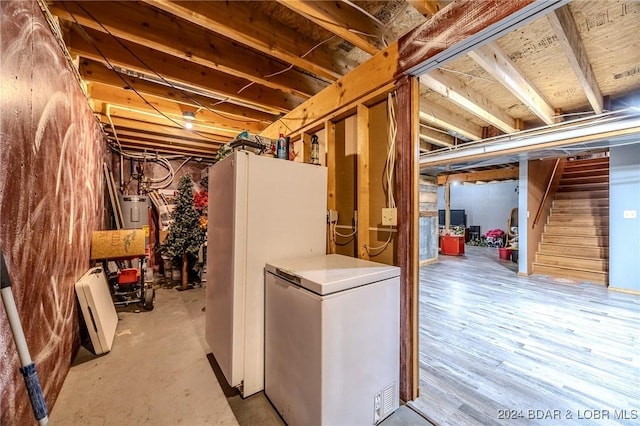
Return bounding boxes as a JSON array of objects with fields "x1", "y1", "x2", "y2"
[{"x1": 51, "y1": 281, "x2": 432, "y2": 425}]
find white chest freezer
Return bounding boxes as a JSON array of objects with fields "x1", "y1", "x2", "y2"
[{"x1": 264, "y1": 254, "x2": 400, "y2": 426}]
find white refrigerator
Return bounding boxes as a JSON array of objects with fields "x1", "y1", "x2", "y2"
[
  {"x1": 264, "y1": 254, "x2": 400, "y2": 426},
  {"x1": 206, "y1": 151, "x2": 327, "y2": 397}
]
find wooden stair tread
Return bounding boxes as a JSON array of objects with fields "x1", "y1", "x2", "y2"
[
  {"x1": 539, "y1": 242, "x2": 608, "y2": 249},
  {"x1": 532, "y1": 262, "x2": 607, "y2": 275}
]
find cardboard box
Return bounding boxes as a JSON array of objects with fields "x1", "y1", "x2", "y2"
[{"x1": 91, "y1": 229, "x2": 146, "y2": 260}]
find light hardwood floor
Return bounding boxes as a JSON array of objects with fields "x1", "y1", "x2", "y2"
[{"x1": 411, "y1": 246, "x2": 639, "y2": 426}]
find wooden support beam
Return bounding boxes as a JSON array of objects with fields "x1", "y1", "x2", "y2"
[
  {"x1": 444, "y1": 181, "x2": 451, "y2": 230},
  {"x1": 277, "y1": 0, "x2": 385, "y2": 55},
  {"x1": 80, "y1": 59, "x2": 275, "y2": 126},
  {"x1": 68, "y1": 26, "x2": 301, "y2": 114},
  {"x1": 436, "y1": 167, "x2": 519, "y2": 184},
  {"x1": 395, "y1": 75, "x2": 419, "y2": 402},
  {"x1": 419, "y1": 126, "x2": 454, "y2": 147},
  {"x1": 421, "y1": 69, "x2": 518, "y2": 133},
  {"x1": 89, "y1": 83, "x2": 244, "y2": 136},
  {"x1": 419, "y1": 97, "x2": 483, "y2": 141},
  {"x1": 326, "y1": 120, "x2": 337, "y2": 254},
  {"x1": 50, "y1": 1, "x2": 327, "y2": 100},
  {"x1": 468, "y1": 42, "x2": 556, "y2": 125},
  {"x1": 301, "y1": 132, "x2": 312, "y2": 164},
  {"x1": 547, "y1": 5, "x2": 603, "y2": 114},
  {"x1": 356, "y1": 104, "x2": 370, "y2": 260},
  {"x1": 145, "y1": 0, "x2": 350, "y2": 81}
]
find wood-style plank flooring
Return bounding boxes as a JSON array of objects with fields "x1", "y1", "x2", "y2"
[{"x1": 410, "y1": 246, "x2": 639, "y2": 426}]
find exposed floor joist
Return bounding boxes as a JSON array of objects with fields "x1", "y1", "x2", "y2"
[
  {"x1": 546, "y1": 5, "x2": 603, "y2": 114},
  {"x1": 144, "y1": 0, "x2": 351, "y2": 81},
  {"x1": 98, "y1": 113, "x2": 228, "y2": 145},
  {"x1": 51, "y1": 1, "x2": 326, "y2": 100},
  {"x1": 421, "y1": 70, "x2": 518, "y2": 133},
  {"x1": 277, "y1": 0, "x2": 386, "y2": 55},
  {"x1": 68, "y1": 25, "x2": 301, "y2": 114},
  {"x1": 89, "y1": 83, "x2": 249, "y2": 136},
  {"x1": 419, "y1": 125, "x2": 455, "y2": 147},
  {"x1": 468, "y1": 42, "x2": 556, "y2": 125},
  {"x1": 419, "y1": 97, "x2": 483, "y2": 141},
  {"x1": 79, "y1": 59, "x2": 275, "y2": 127}
]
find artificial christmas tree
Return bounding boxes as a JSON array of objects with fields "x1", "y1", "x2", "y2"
[{"x1": 160, "y1": 174, "x2": 205, "y2": 290}]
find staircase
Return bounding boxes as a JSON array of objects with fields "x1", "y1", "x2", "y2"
[{"x1": 532, "y1": 156, "x2": 609, "y2": 285}]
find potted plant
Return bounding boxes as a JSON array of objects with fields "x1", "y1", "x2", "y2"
[{"x1": 160, "y1": 174, "x2": 206, "y2": 290}]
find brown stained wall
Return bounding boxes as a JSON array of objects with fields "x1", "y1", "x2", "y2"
[{"x1": 0, "y1": 1, "x2": 105, "y2": 424}]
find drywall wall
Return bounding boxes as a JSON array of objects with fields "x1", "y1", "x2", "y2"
[
  {"x1": 436, "y1": 180, "x2": 519, "y2": 234},
  {"x1": 0, "y1": 2, "x2": 104, "y2": 424},
  {"x1": 609, "y1": 144, "x2": 640, "y2": 291}
]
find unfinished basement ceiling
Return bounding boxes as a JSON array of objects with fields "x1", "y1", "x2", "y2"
[{"x1": 44, "y1": 1, "x2": 640, "y2": 162}]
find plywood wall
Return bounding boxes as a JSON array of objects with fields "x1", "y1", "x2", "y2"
[
  {"x1": 0, "y1": 1, "x2": 105, "y2": 423},
  {"x1": 527, "y1": 158, "x2": 559, "y2": 274}
]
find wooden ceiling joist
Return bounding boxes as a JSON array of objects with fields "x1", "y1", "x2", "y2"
[
  {"x1": 80, "y1": 59, "x2": 275, "y2": 126},
  {"x1": 98, "y1": 114, "x2": 230, "y2": 144},
  {"x1": 89, "y1": 82, "x2": 251, "y2": 136},
  {"x1": 419, "y1": 125, "x2": 455, "y2": 147},
  {"x1": 68, "y1": 26, "x2": 301, "y2": 114},
  {"x1": 112, "y1": 137, "x2": 218, "y2": 159},
  {"x1": 51, "y1": 1, "x2": 327, "y2": 100},
  {"x1": 104, "y1": 128, "x2": 223, "y2": 151},
  {"x1": 276, "y1": 0, "x2": 386, "y2": 55},
  {"x1": 144, "y1": 0, "x2": 351, "y2": 81},
  {"x1": 421, "y1": 69, "x2": 518, "y2": 133},
  {"x1": 436, "y1": 166, "x2": 519, "y2": 184},
  {"x1": 546, "y1": 6, "x2": 603, "y2": 114},
  {"x1": 419, "y1": 97, "x2": 483, "y2": 141},
  {"x1": 468, "y1": 42, "x2": 556, "y2": 125},
  {"x1": 264, "y1": 0, "x2": 545, "y2": 138}
]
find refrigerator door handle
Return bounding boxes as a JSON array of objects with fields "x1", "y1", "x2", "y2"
[{"x1": 275, "y1": 268, "x2": 301, "y2": 285}]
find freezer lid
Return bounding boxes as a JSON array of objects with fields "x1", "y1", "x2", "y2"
[{"x1": 265, "y1": 254, "x2": 400, "y2": 295}]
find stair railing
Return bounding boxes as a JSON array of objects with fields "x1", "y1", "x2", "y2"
[{"x1": 533, "y1": 158, "x2": 564, "y2": 228}]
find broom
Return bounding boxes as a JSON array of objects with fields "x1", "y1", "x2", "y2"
[{"x1": 1, "y1": 250, "x2": 48, "y2": 425}]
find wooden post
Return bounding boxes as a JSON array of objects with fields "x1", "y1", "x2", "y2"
[
  {"x1": 445, "y1": 181, "x2": 451, "y2": 232},
  {"x1": 326, "y1": 120, "x2": 337, "y2": 254},
  {"x1": 395, "y1": 75, "x2": 419, "y2": 402},
  {"x1": 357, "y1": 104, "x2": 370, "y2": 260},
  {"x1": 301, "y1": 132, "x2": 312, "y2": 164}
]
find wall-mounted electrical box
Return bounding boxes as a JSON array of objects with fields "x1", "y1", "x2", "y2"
[{"x1": 382, "y1": 208, "x2": 397, "y2": 226}]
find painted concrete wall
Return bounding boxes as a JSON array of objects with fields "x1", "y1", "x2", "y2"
[
  {"x1": 437, "y1": 180, "x2": 519, "y2": 234},
  {"x1": 0, "y1": 2, "x2": 104, "y2": 423},
  {"x1": 609, "y1": 144, "x2": 640, "y2": 291}
]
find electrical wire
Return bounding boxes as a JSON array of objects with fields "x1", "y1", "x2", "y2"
[
  {"x1": 66, "y1": 1, "x2": 265, "y2": 126},
  {"x1": 364, "y1": 92, "x2": 398, "y2": 256}
]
